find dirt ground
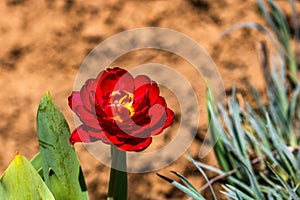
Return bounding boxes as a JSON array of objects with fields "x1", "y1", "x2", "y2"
[{"x1": 0, "y1": 0, "x2": 297, "y2": 199}]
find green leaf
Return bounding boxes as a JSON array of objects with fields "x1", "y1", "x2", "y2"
[
  {"x1": 288, "y1": 84, "x2": 300, "y2": 121},
  {"x1": 49, "y1": 170, "x2": 68, "y2": 200},
  {"x1": 0, "y1": 153, "x2": 55, "y2": 200},
  {"x1": 187, "y1": 153, "x2": 217, "y2": 200},
  {"x1": 171, "y1": 171, "x2": 201, "y2": 196},
  {"x1": 266, "y1": 114, "x2": 295, "y2": 181},
  {"x1": 31, "y1": 153, "x2": 43, "y2": 178},
  {"x1": 228, "y1": 88, "x2": 248, "y2": 159},
  {"x1": 229, "y1": 152, "x2": 264, "y2": 199},
  {"x1": 222, "y1": 184, "x2": 255, "y2": 200},
  {"x1": 0, "y1": 179, "x2": 6, "y2": 199},
  {"x1": 157, "y1": 173, "x2": 205, "y2": 200},
  {"x1": 266, "y1": 161, "x2": 300, "y2": 200},
  {"x1": 206, "y1": 88, "x2": 233, "y2": 173},
  {"x1": 36, "y1": 92, "x2": 88, "y2": 200}
]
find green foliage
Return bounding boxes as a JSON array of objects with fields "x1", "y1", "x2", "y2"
[
  {"x1": 159, "y1": 0, "x2": 300, "y2": 199},
  {"x1": 257, "y1": 0, "x2": 298, "y2": 84},
  {"x1": 207, "y1": 83, "x2": 300, "y2": 199},
  {"x1": 0, "y1": 154, "x2": 55, "y2": 200},
  {"x1": 36, "y1": 92, "x2": 89, "y2": 200},
  {"x1": 157, "y1": 172, "x2": 206, "y2": 200},
  {"x1": 0, "y1": 92, "x2": 89, "y2": 199}
]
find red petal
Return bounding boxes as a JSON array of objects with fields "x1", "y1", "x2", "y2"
[
  {"x1": 114, "y1": 71, "x2": 134, "y2": 93},
  {"x1": 69, "y1": 91, "x2": 101, "y2": 129},
  {"x1": 94, "y1": 71, "x2": 106, "y2": 106},
  {"x1": 80, "y1": 78, "x2": 98, "y2": 112},
  {"x1": 149, "y1": 82, "x2": 159, "y2": 105},
  {"x1": 148, "y1": 104, "x2": 167, "y2": 135},
  {"x1": 155, "y1": 96, "x2": 167, "y2": 107},
  {"x1": 163, "y1": 108, "x2": 174, "y2": 128},
  {"x1": 116, "y1": 137, "x2": 152, "y2": 152},
  {"x1": 103, "y1": 104, "x2": 114, "y2": 120},
  {"x1": 103, "y1": 132, "x2": 125, "y2": 145},
  {"x1": 69, "y1": 125, "x2": 109, "y2": 145},
  {"x1": 131, "y1": 109, "x2": 151, "y2": 126},
  {"x1": 130, "y1": 127, "x2": 151, "y2": 138},
  {"x1": 107, "y1": 67, "x2": 128, "y2": 76},
  {"x1": 97, "y1": 67, "x2": 128, "y2": 83},
  {"x1": 133, "y1": 104, "x2": 173, "y2": 137},
  {"x1": 69, "y1": 125, "x2": 128, "y2": 146},
  {"x1": 70, "y1": 128, "x2": 85, "y2": 144},
  {"x1": 68, "y1": 92, "x2": 83, "y2": 110},
  {"x1": 149, "y1": 108, "x2": 174, "y2": 136},
  {"x1": 75, "y1": 106, "x2": 102, "y2": 130},
  {"x1": 101, "y1": 125, "x2": 133, "y2": 139},
  {"x1": 69, "y1": 92, "x2": 100, "y2": 129},
  {"x1": 98, "y1": 68, "x2": 128, "y2": 97},
  {"x1": 149, "y1": 104, "x2": 166, "y2": 128},
  {"x1": 132, "y1": 76, "x2": 153, "y2": 110},
  {"x1": 132, "y1": 84, "x2": 150, "y2": 110},
  {"x1": 134, "y1": 75, "x2": 150, "y2": 89},
  {"x1": 130, "y1": 104, "x2": 166, "y2": 137},
  {"x1": 100, "y1": 74, "x2": 119, "y2": 98}
]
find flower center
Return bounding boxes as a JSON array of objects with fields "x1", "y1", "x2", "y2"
[{"x1": 110, "y1": 90, "x2": 135, "y2": 121}]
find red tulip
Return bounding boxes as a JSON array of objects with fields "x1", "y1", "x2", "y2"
[{"x1": 69, "y1": 67, "x2": 174, "y2": 151}]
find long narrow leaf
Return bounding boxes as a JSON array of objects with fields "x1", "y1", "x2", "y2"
[
  {"x1": 266, "y1": 161, "x2": 300, "y2": 200},
  {"x1": 171, "y1": 171, "x2": 201, "y2": 196},
  {"x1": 187, "y1": 153, "x2": 217, "y2": 200},
  {"x1": 157, "y1": 174, "x2": 205, "y2": 200}
]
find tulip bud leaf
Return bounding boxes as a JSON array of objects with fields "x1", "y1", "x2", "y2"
[
  {"x1": 0, "y1": 153, "x2": 55, "y2": 200},
  {"x1": 36, "y1": 92, "x2": 89, "y2": 200},
  {"x1": 0, "y1": 181, "x2": 6, "y2": 199}
]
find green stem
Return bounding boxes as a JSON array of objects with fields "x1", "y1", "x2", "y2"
[{"x1": 107, "y1": 145, "x2": 127, "y2": 200}]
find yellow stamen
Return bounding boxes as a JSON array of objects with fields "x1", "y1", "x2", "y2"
[{"x1": 110, "y1": 90, "x2": 135, "y2": 121}]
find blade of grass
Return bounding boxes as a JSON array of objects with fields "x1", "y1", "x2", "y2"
[
  {"x1": 266, "y1": 161, "x2": 300, "y2": 200},
  {"x1": 157, "y1": 173, "x2": 205, "y2": 200},
  {"x1": 170, "y1": 171, "x2": 200, "y2": 195},
  {"x1": 257, "y1": 0, "x2": 283, "y2": 43},
  {"x1": 186, "y1": 153, "x2": 217, "y2": 200},
  {"x1": 207, "y1": 89, "x2": 233, "y2": 173},
  {"x1": 244, "y1": 104, "x2": 270, "y2": 149},
  {"x1": 289, "y1": 0, "x2": 299, "y2": 61},
  {"x1": 228, "y1": 88, "x2": 248, "y2": 159},
  {"x1": 229, "y1": 152, "x2": 264, "y2": 199},
  {"x1": 266, "y1": 114, "x2": 296, "y2": 182},
  {"x1": 288, "y1": 84, "x2": 300, "y2": 121},
  {"x1": 221, "y1": 184, "x2": 255, "y2": 200},
  {"x1": 194, "y1": 161, "x2": 255, "y2": 197}
]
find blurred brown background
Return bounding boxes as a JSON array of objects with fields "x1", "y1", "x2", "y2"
[{"x1": 0, "y1": 0, "x2": 296, "y2": 199}]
